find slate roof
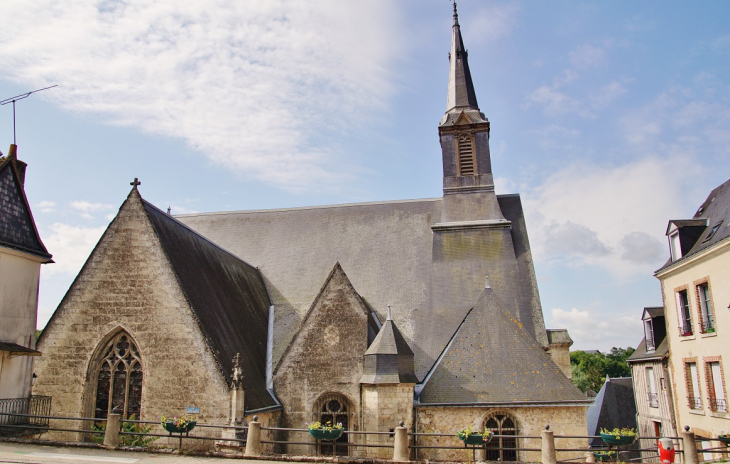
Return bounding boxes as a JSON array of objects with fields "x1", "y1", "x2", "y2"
[
  {"x1": 627, "y1": 336, "x2": 668, "y2": 363},
  {"x1": 177, "y1": 193, "x2": 547, "y2": 382},
  {"x1": 586, "y1": 377, "x2": 637, "y2": 447},
  {"x1": 142, "y1": 198, "x2": 277, "y2": 411},
  {"x1": 643, "y1": 307, "x2": 663, "y2": 319},
  {"x1": 361, "y1": 314, "x2": 418, "y2": 384},
  {"x1": 0, "y1": 156, "x2": 52, "y2": 260},
  {"x1": 0, "y1": 341, "x2": 41, "y2": 356},
  {"x1": 416, "y1": 287, "x2": 587, "y2": 405},
  {"x1": 657, "y1": 178, "x2": 730, "y2": 272}
]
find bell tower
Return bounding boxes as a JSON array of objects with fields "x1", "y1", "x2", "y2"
[{"x1": 437, "y1": 2, "x2": 507, "y2": 226}]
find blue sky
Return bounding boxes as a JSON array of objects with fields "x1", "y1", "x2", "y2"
[{"x1": 1, "y1": 1, "x2": 728, "y2": 352}]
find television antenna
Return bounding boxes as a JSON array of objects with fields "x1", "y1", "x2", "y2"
[{"x1": 1, "y1": 85, "x2": 58, "y2": 145}]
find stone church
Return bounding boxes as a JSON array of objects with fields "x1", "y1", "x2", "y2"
[{"x1": 34, "y1": 5, "x2": 590, "y2": 461}]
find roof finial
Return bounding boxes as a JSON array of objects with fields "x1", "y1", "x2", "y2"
[
  {"x1": 167, "y1": 206, "x2": 171, "y2": 215},
  {"x1": 453, "y1": 1, "x2": 459, "y2": 26},
  {"x1": 130, "y1": 178, "x2": 141, "y2": 189},
  {"x1": 387, "y1": 304, "x2": 392, "y2": 321}
]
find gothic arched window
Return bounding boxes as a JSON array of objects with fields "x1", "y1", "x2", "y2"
[
  {"x1": 312, "y1": 393, "x2": 351, "y2": 456},
  {"x1": 93, "y1": 332, "x2": 143, "y2": 420},
  {"x1": 484, "y1": 413, "x2": 518, "y2": 461}
]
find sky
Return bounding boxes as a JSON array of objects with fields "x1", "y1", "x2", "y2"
[{"x1": 0, "y1": 0, "x2": 728, "y2": 352}]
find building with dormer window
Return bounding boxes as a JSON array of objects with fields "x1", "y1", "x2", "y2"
[
  {"x1": 627, "y1": 307, "x2": 677, "y2": 460},
  {"x1": 655, "y1": 178, "x2": 730, "y2": 457}
]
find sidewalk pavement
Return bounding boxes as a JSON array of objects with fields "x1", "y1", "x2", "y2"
[{"x1": 0, "y1": 441, "x2": 323, "y2": 464}]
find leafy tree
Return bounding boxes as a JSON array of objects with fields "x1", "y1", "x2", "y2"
[{"x1": 570, "y1": 347, "x2": 635, "y2": 393}]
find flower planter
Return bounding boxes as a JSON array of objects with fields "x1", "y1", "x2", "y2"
[
  {"x1": 717, "y1": 436, "x2": 730, "y2": 445},
  {"x1": 309, "y1": 428, "x2": 343, "y2": 441},
  {"x1": 163, "y1": 420, "x2": 196, "y2": 434},
  {"x1": 459, "y1": 433, "x2": 491, "y2": 445},
  {"x1": 593, "y1": 451, "x2": 616, "y2": 461},
  {"x1": 600, "y1": 433, "x2": 635, "y2": 446}
]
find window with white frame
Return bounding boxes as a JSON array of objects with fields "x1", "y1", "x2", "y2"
[
  {"x1": 685, "y1": 362, "x2": 702, "y2": 410},
  {"x1": 707, "y1": 361, "x2": 727, "y2": 413},
  {"x1": 669, "y1": 231, "x2": 681, "y2": 260},
  {"x1": 646, "y1": 367, "x2": 658, "y2": 407},
  {"x1": 645, "y1": 319, "x2": 655, "y2": 351},
  {"x1": 697, "y1": 284, "x2": 715, "y2": 334},
  {"x1": 677, "y1": 290, "x2": 693, "y2": 336}
]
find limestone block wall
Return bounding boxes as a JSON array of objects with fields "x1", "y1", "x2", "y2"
[
  {"x1": 33, "y1": 193, "x2": 230, "y2": 447},
  {"x1": 272, "y1": 264, "x2": 369, "y2": 456},
  {"x1": 415, "y1": 405, "x2": 588, "y2": 462},
  {"x1": 361, "y1": 383, "x2": 414, "y2": 458},
  {"x1": 547, "y1": 343, "x2": 572, "y2": 379}
]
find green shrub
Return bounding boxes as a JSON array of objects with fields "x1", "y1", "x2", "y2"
[{"x1": 91, "y1": 415, "x2": 158, "y2": 447}]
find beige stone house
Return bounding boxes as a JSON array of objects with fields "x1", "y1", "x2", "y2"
[
  {"x1": 655, "y1": 178, "x2": 730, "y2": 460},
  {"x1": 33, "y1": 4, "x2": 590, "y2": 459},
  {"x1": 0, "y1": 145, "x2": 52, "y2": 402},
  {"x1": 627, "y1": 307, "x2": 677, "y2": 461}
]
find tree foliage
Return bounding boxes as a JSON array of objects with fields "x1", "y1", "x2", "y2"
[{"x1": 570, "y1": 347, "x2": 635, "y2": 393}]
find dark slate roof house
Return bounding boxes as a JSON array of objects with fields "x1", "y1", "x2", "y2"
[{"x1": 586, "y1": 377, "x2": 638, "y2": 448}]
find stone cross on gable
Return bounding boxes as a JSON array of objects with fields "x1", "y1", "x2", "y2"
[{"x1": 130, "y1": 178, "x2": 141, "y2": 188}]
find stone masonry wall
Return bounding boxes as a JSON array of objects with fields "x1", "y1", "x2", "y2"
[
  {"x1": 33, "y1": 191, "x2": 230, "y2": 450},
  {"x1": 547, "y1": 343, "x2": 572, "y2": 380},
  {"x1": 361, "y1": 383, "x2": 414, "y2": 458},
  {"x1": 415, "y1": 405, "x2": 588, "y2": 462},
  {"x1": 272, "y1": 264, "x2": 369, "y2": 457}
]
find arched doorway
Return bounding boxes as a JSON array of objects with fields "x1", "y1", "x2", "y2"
[
  {"x1": 312, "y1": 393, "x2": 350, "y2": 456},
  {"x1": 484, "y1": 412, "x2": 518, "y2": 461},
  {"x1": 91, "y1": 331, "x2": 143, "y2": 420}
]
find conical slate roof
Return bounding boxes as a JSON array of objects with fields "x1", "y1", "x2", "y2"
[
  {"x1": 361, "y1": 310, "x2": 417, "y2": 384},
  {"x1": 0, "y1": 155, "x2": 52, "y2": 260},
  {"x1": 418, "y1": 287, "x2": 587, "y2": 404},
  {"x1": 445, "y1": 2, "x2": 479, "y2": 114}
]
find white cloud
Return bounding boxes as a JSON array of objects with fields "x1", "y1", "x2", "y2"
[
  {"x1": 42, "y1": 223, "x2": 106, "y2": 275},
  {"x1": 523, "y1": 154, "x2": 704, "y2": 276},
  {"x1": 551, "y1": 307, "x2": 641, "y2": 349},
  {"x1": 36, "y1": 200, "x2": 56, "y2": 213},
  {"x1": 0, "y1": 0, "x2": 401, "y2": 192},
  {"x1": 70, "y1": 201, "x2": 113, "y2": 213}
]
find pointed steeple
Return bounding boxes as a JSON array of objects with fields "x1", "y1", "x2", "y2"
[
  {"x1": 435, "y1": 3, "x2": 505, "y2": 224},
  {"x1": 445, "y1": 2, "x2": 480, "y2": 115}
]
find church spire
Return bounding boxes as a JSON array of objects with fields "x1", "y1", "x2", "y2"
[{"x1": 445, "y1": 2, "x2": 480, "y2": 115}]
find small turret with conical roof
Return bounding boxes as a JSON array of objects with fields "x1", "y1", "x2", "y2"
[{"x1": 360, "y1": 305, "x2": 417, "y2": 384}]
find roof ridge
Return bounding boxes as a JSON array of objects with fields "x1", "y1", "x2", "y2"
[{"x1": 175, "y1": 197, "x2": 442, "y2": 218}]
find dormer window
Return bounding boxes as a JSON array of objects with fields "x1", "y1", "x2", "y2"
[
  {"x1": 669, "y1": 230, "x2": 681, "y2": 261},
  {"x1": 704, "y1": 221, "x2": 723, "y2": 242},
  {"x1": 644, "y1": 319, "x2": 655, "y2": 351}
]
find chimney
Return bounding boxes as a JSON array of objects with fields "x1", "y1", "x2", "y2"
[{"x1": 7, "y1": 144, "x2": 27, "y2": 186}]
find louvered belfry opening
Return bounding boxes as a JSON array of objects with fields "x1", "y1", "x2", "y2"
[{"x1": 457, "y1": 134, "x2": 475, "y2": 175}]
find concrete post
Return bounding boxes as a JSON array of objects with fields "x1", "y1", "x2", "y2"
[
  {"x1": 245, "y1": 416, "x2": 261, "y2": 456},
  {"x1": 393, "y1": 422, "x2": 409, "y2": 462},
  {"x1": 541, "y1": 426, "x2": 557, "y2": 464},
  {"x1": 585, "y1": 451, "x2": 596, "y2": 463},
  {"x1": 681, "y1": 427, "x2": 699, "y2": 464},
  {"x1": 103, "y1": 413, "x2": 121, "y2": 449}
]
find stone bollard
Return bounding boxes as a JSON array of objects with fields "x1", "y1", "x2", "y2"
[
  {"x1": 541, "y1": 425, "x2": 557, "y2": 464},
  {"x1": 393, "y1": 421, "x2": 409, "y2": 462},
  {"x1": 681, "y1": 426, "x2": 699, "y2": 464},
  {"x1": 103, "y1": 413, "x2": 121, "y2": 449},
  {"x1": 245, "y1": 416, "x2": 261, "y2": 456},
  {"x1": 585, "y1": 451, "x2": 596, "y2": 463}
]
